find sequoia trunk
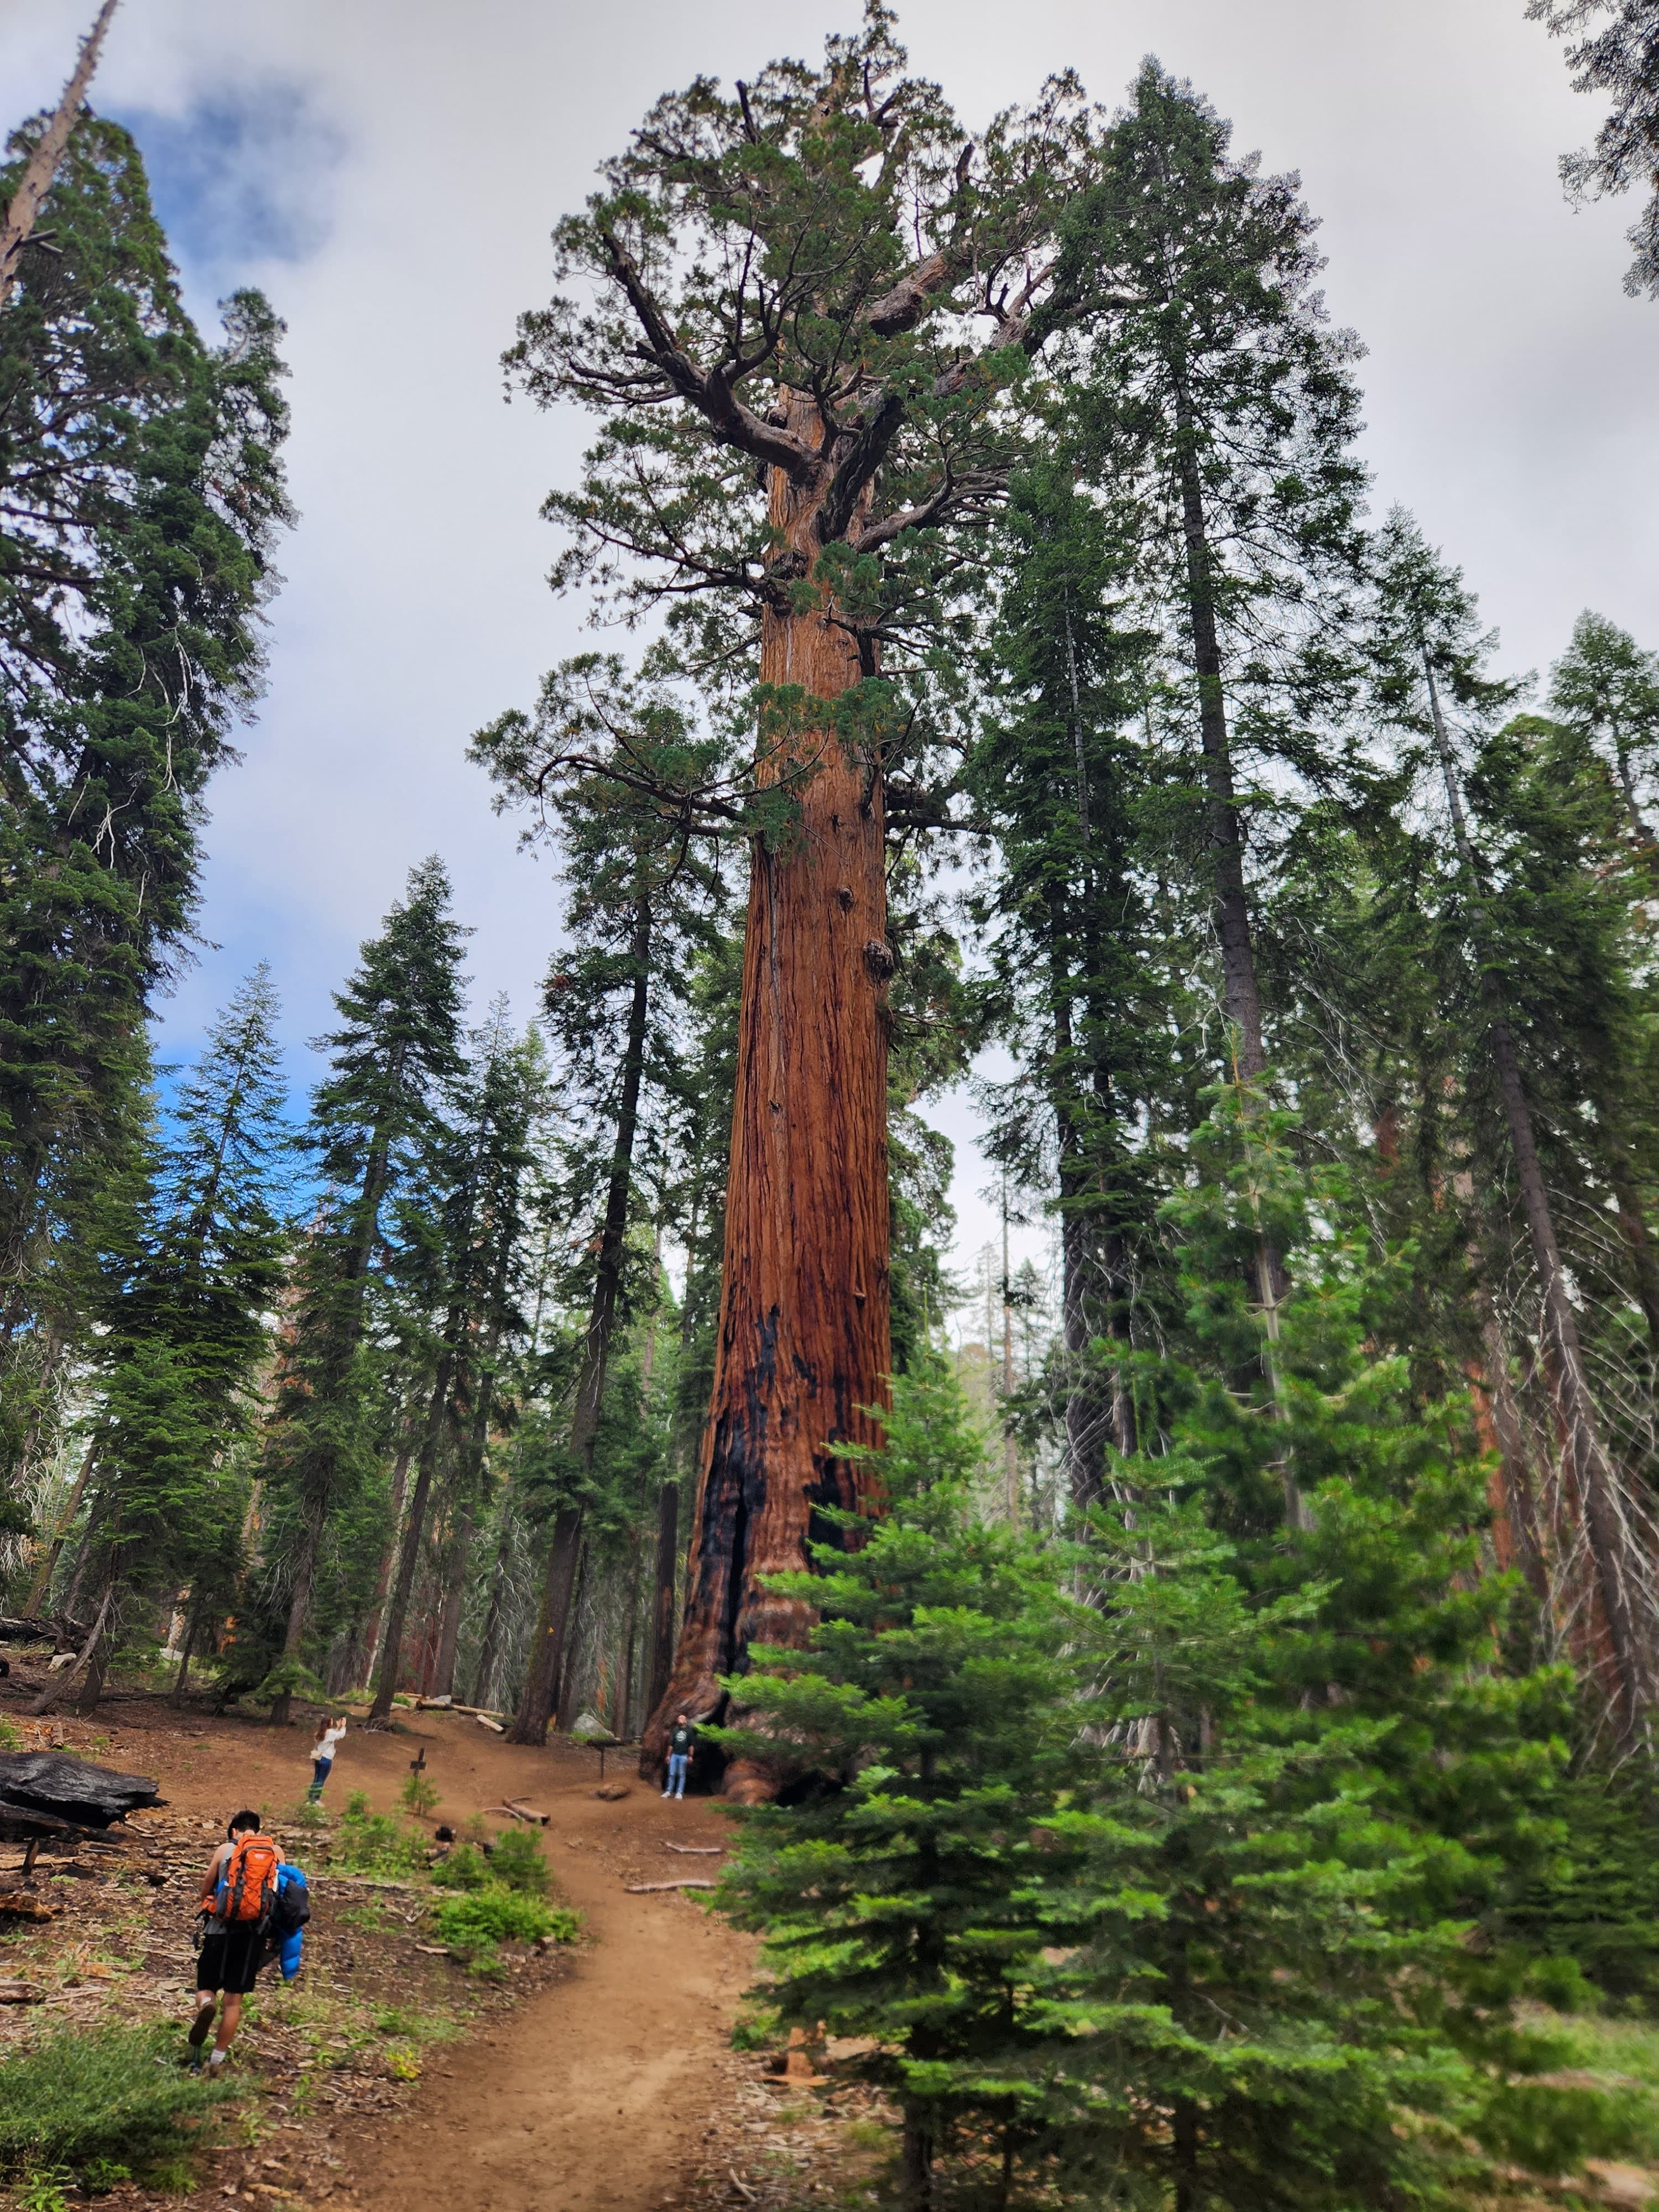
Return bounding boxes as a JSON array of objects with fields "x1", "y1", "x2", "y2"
[{"x1": 645, "y1": 397, "x2": 892, "y2": 1796}]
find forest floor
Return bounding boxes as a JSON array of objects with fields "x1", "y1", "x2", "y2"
[{"x1": 0, "y1": 1676, "x2": 889, "y2": 2212}]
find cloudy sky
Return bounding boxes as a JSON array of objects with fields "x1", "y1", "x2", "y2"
[{"x1": 2, "y1": 0, "x2": 1653, "y2": 1287}]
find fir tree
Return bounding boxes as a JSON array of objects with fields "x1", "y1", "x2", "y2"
[
  {"x1": 368, "y1": 1003, "x2": 544, "y2": 1721},
  {"x1": 1528, "y1": 0, "x2": 1659, "y2": 297},
  {"x1": 1547, "y1": 609, "x2": 1659, "y2": 842},
  {"x1": 474, "y1": 656, "x2": 727, "y2": 1742},
  {"x1": 1364, "y1": 513, "x2": 1655, "y2": 1746},
  {"x1": 969, "y1": 462, "x2": 1180, "y2": 1510},
  {"x1": 258, "y1": 860, "x2": 466, "y2": 1714},
  {"x1": 31, "y1": 968, "x2": 290, "y2": 1714},
  {"x1": 0, "y1": 108, "x2": 291, "y2": 1417}
]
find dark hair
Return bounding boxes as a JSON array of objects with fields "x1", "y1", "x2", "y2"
[{"x1": 227, "y1": 1809, "x2": 262, "y2": 1837}]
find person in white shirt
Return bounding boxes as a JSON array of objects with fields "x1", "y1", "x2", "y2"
[{"x1": 307, "y1": 1717, "x2": 347, "y2": 1803}]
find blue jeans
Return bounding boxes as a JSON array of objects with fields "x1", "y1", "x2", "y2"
[
  {"x1": 666, "y1": 1753, "x2": 688, "y2": 1798},
  {"x1": 307, "y1": 1756, "x2": 332, "y2": 1801}
]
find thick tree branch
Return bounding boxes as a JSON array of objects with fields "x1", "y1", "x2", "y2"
[
  {"x1": 599, "y1": 232, "x2": 816, "y2": 481},
  {"x1": 818, "y1": 389, "x2": 906, "y2": 544}
]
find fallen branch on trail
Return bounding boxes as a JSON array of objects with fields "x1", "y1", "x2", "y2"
[
  {"x1": 625, "y1": 1878, "x2": 716, "y2": 1892},
  {"x1": 498, "y1": 1799, "x2": 550, "y2": 1825},
  {"x1": 663, "y1": 1843, "x2": 721, "y2": 1855},
  {"x1": 474, "y1": 1713, "x2": 505, "y2": 1733}
]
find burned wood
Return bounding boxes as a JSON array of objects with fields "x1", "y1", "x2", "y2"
[{"x1": 0, "y1": 1751, "x2": 161, "y2": 1837}]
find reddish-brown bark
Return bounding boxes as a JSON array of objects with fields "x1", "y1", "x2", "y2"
[{"x1": 644, "y1": 403, "x2": 892, "y2": 1798}]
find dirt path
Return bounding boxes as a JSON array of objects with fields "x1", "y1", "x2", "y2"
[{"x1": 335, "y1": 1715, "x2": 751, "y2": 2212}]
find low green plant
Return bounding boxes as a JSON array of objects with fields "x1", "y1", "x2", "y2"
[
  {"x1": 0, "y1": 1715, "x2": 23, "y2": 1752},
  {"x1": 430, "y1": 1843, "x2": 491, "y2": 1891},
  {"x1": 429, "y1": 1887, "x2": 578, "y2": 1971},
  {"x1": 399, "y1": 1770, "x2": 440, "y2": 1819},
  {"x1": 287, "y1": 1799, "x2": 329, "y2": 1831},
  {"x1": 80, "y1": 2157, "x2": 132, "y2": 2193},
  {"x1": 0, "y1": 2027, "x2": 230, "y2": 2176},
  {"x1": 430, "y1": 1887, "x2": 559, "y2": 1952},
  {"x1": 487, "y1": 1827, "x2": 548, "y2": 1895},
  {"x1": 330, "y1": 1793, "x2": 427, "y2": 1878},
  {"x1": 18, "y1": 2166, "x2": 72, "y2": 2212},
  {"x1": 253, "y1": 1657, "x2": 324, "y2": 1705}
]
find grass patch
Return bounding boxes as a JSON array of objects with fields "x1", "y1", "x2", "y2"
[{"x1": 0, "y1": 2025, "x2": 231, "y2": 2179}]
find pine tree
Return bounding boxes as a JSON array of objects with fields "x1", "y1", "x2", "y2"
[
  {"x1": 258, "y1": 860, "x2": 466, "y2": 1715},
  {"x1": 0, "y1": 107, "x2": 290, "y2": 1412},
  {"x1": 1365, "y1": 513, "x2": 1655, "y2": 1746},
  {"x1": 30, "y1": 968, "x2": 290, "y2": 1714},
  {"x1": 474, "y1": 656, "x2": 727, "y2": 1743},
  {"x1": 1046, "y1": 65, "x2": 1370, "y2": 1531},
  {"x1": 1528, "y1": 0, "x2": 1659, "y2": 298},
  {"x1": 969, "y1": 462, "x2": 1181, "y2": 1510},
  {"x1": 717, "y1": 1305, "x2": 1615, "y2": 2210},
  {"x1": 367, "y1": 1004, "x2": 544, "y2": 1722},
  {"x1": 1547, "y1": 610, "x2": 1659, "y2": 842}
]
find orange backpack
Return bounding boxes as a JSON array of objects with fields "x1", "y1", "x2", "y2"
[{"x1": 219, "y1": 1833, "x2": 280, "y2": 1926}]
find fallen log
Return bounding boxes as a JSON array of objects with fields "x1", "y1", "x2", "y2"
[
  {"x1": 498, "y1": 1799, "x2": 550, "y2": 1825},
  {"x1": 663, "y1": 1843, "x2": 722, "y2": 1855},
  {"x1": 624, "y1": 1879, "x2": 716, "y2": 1892},
  {"x1": 474, "y1": 1714, "x2": 504, "y2": 1734},
  {"x1": 0, "y1": 1614, "x2": 86, "y2": 1650},
  {"x1": 0, "y1": 1752, "x2": 161, "y2": 1832}
]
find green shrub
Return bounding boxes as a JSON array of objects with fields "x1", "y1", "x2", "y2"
[
  {"x1": 487, "y1": 1827, "x2": 549, "y2": 1895},
  {"x1": 0, "y1": 2027, "x2": 230, "y2": 2176},
  {"x1": 430, "y1": 1843, "x2": 491, "y2": 1891},
  {"x1": 430, "y1": 1888, "x2": 578, "y2": 1959},
  {"x1": 330, "y1": 1794, "x2": 427, "y2": 1878},
  {"x1": 399, "y1": 1770, "x2": 440, "y2": 1819},
  {"x1": 0, "y1": 1715, "x2": 23, "y2": 1752}
]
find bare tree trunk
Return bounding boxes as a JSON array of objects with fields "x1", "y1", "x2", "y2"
[
  {"x1": 357, "y1": 1440, "x2": 414, "y2": 1690},
  {"x1": 369, "y1": 1337, "x2": 460, "y2": 1725},
  {"x1": 510, "y1": 897, "x2": 653, "y2": 1746},
  {"x1": 645, "y1": 395, "x2": 891, "y2": 1796},
  {"x1": 1425, "y1": 655, "x2": 1650, "y2": 1744},
  {"x1": 471, "y1": 1510, "x2": 513, "y2": 1710},
  {"x1": 170, "y1": 1596, "x2": 201, "y2": 1708},
  {"x1": 31, "y1": 1575, "x2": 113, "y2": 1717},
  {"x1": 1172, "y1": 374, "x2": 1305, "y2": 1530},
  {"x1": 431, "y1": 1488, "x2": 476, "y2": 1703},
  {"x1": 0, "y1": 0, "x2": 119, "y2": 310}
]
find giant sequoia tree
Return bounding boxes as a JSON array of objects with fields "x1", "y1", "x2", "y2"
[{"x1": 507, "y1": 6, "x2": 1099, "y2": 1789}]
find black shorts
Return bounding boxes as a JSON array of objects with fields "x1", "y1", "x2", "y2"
[{"x1": 197, "y1": 1922, "x2": 264, "y2": 1996}]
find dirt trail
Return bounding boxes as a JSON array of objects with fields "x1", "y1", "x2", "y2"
[{"x1": 330, "y1": 1714, "x2": 752, "y2": 2212}]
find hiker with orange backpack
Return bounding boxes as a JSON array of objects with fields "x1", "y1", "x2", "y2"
[{"x1": 187, "y1": 1809, "x2": 285, "y2": 2071}]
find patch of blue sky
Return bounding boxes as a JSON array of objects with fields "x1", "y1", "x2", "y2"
[{"x1": 106, "y1": 80, "x2": 345, "y2": 290}]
